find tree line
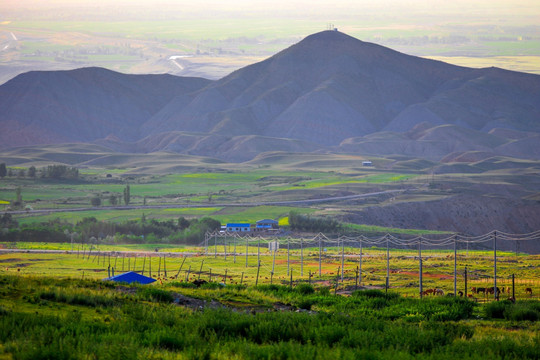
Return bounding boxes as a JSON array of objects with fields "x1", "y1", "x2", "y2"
[
  {"x1": 0, "y1": 163, "x2": 79, "y2": 180},
  {"x1": 288, "y1": 211, "x2": 341, "y2": 233},
  {"x1": 0, "y1": 215, "x2": 221, "y2": 245}
]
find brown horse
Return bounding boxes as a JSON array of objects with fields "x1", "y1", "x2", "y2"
[
  {"x1": 472, "y1": 287, "x2": 486, "y2": 294},
  {"x1": 486, "y1": 287, "x2": 501, "y2": 295},
  {"x1": 525, "y1": 287, "x2": 533, "y2": 296}
]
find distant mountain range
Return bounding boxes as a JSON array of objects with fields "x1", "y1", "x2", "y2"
[{"x1": 1, "y1": 30, "x2": 539, "y2": 162}]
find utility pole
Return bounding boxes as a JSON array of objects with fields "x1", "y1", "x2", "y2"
[
  {"x1": 358, "y1": 237, "x2": 363, "y2": 286},
  {"x1": 494, "y1": 231, "x2": 498, "y2": 300},
  {"x1": 419, "y1": 237, "x2": 423, "y2": 298},
  {"x1": 341, "y1": 237, "x2": 345, "y2": 282},
  {"x1": 454, "y1": 235, "x2": 457, "y2": 296},
  {"x1": 386, "y1": 235, "x2": 390, "y2": 291}
]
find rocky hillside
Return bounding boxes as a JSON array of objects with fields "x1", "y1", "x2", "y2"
[
  {"x1": 343, "y1": 194, "x2": 540, "y2": 253},
  {"x1": 1, "y1": 31, "x2": 540, "y2": 162},
  {"x1": 0, "y1": 67, "x2": 210, "y2": 148}
]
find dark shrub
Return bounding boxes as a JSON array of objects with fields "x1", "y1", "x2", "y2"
[
  {"x1": 295, "y1": 283, "x2": 315, "y2": 295},
  {"x1": 317, "y1": 287, "x2": 330, "y2": 296},
  {"x1": 505, "y1": 302, "x2": 539, "y2": 322},
  {"x1": 484, "y1": 300, "x2": 512, "y2": 319},
  {"x1": 353, "y1": 289, "x2": 400, "y2": 300},
  {"x1": 297, "y1": 298, "x2": 316, "y2": 310},
  {"x1": 138, "y1": 287, "x2": 174, "y2": 303}
]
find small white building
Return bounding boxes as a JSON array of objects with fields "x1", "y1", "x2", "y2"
[{"x1": 226, "y1": 223, "x2": 251, "y2": 232}]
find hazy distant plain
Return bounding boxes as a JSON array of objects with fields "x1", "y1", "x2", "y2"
[{"x1": 1, "y1": 0, "x2": 539, "y2": 84}]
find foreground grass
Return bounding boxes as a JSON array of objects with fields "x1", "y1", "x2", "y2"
[{"x1": 0, "y1": 274, "x2": 538, "y2": 359}]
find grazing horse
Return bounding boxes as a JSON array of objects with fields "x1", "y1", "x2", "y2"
[
  {"x1": 458, "y1": 291, "x2": 464, "y2": 297},
  {"x1": 423, "y1": 289, "x2": 435, "y2": 296},
  {"x1": 525, "y1": 288, "x2": 533, "y2": 296},
  {"x1": 192, "y1": 279, "x2": 208, "y2": 287},
  {"x1": 434, "y1": 288, "x2": 444, "y2": 296},
  {"x1": 486, "y1": 287, "x2": 500, "y2": 295},
  {"x1": 475, "y1": 287, "x2": 486, "y2": 295}
]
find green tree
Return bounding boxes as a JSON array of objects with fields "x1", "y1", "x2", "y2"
[
  {"x1": 178, "y1": 216, "x2": 190, "y2": 230},
  {"x1": 90, "y1": 196, "x2": 101, "y2": 207},
  {"x1": 123, "y1": 185, "x2": 130, "y2": 206},
  {"x1": 28, "y1": 166, "x2": 36, "y2": 178},
  {"x1": 13, "y1": 186, "x2": 23, "y2": 208},
  {"x1": 0, "y1": 213, "x2": 18, "y2": 228},
  {"x1": 0, "y1": 163, "x2": 6, "y2": 179},
  {"x1": 45, "y1": 165, "x2": 79, "y2": 179},
  {"x1": 109, "y1": 194, "x2": 118, "y2": 206}
]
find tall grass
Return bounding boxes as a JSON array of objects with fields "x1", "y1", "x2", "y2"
[{"x1": 0, "y1": 274, "x2": 538, "y2": 359}]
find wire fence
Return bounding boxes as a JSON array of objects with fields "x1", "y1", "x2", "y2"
[{"x1": 67, "y1": 229, "x2": 540, "y2": 301}]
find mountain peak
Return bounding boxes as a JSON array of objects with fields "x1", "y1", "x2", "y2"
[
  {"x1": 279, "y1": 30, "x2": 369, "y2": 58},
  {"x1": 301, "y1": 29, "x2": 361, "y2": 43}
]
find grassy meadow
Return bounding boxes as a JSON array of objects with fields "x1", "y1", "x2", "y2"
[
  {"x1": 1, "y1": 154, "x2": 427, "y2": 230},
  {"x1": 1, "y1": 150, "x2": 539, "y2": 358},
  {"x1": 0, "y1": 253, "x2": 539, "y2": 359},
  {"x1": 1, "y1": 245, "x2": 538, "y2": 302}
]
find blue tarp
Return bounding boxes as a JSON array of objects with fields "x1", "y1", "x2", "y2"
[{"x1": 103, "y1": 271, "x2": 156, "y2": 284}]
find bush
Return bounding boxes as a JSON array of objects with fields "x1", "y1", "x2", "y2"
[
  {"x1": 318, "y1": 287, "x2": 331, "y2": 296},
  {"x1": 138, "y1": 287, "x2": 174, "y2": 303},
  {"x1": 507, "y1": 308, "x2": 539, "y2": 322},
  {"x1": 353, "y1": 289, "x2": 400, "y2": 299},
  {"x1": 429, "y1": 297, "x2": 475, "y2": 321},
  {"x1": 504, "y1": 302, "x2": 540, "y2": 322},
  {"x1": 295, "y1": 283, "x2": 315, "y2": 295},
  {"x1": 484, "y1": 300, "x2": 512, "y2": 319},
  {"x1": 297, "y1": 298, "x2": 316, "y2": 310}
]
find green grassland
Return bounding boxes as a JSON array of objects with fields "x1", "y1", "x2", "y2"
[
  {"x1": 1, "y1": 155, "x2": 426, "y2": 228},
  {"x1": 2, "y1": 149, "x2": 540, "y2": 237},
  {"x1": 1, "y1": 247, "x2": 538, "y2": 301},
  {"x1": 0, "y1": 254, "x2": 538, "y2": 359}
]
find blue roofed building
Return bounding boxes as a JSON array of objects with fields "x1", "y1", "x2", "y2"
[
  {"x1": 103, "y1": 271, "x2": 156, "y2": 284},
  {"x1": 256, "y1": 219, "x2": 279, "y2": 229}
]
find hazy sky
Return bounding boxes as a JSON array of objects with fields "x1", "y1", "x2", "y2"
[{"x1": 3, "y1": 0, "x2": 540, "y2": 24}]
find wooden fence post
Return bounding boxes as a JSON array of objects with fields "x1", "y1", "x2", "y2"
[{"x1": 255, "y1": 261, "x2": 261, "y2": 286}]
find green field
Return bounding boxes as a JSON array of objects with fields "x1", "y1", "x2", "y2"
[
  {"x1": 1, "y1": 245, "x2": 538, "y2": 302},
  {"x1": 1, "y1": 157, "x2": 427, "y2": 230},
  {"x1": 0, "y1": 248, "x2": 538, "y2": 359}
]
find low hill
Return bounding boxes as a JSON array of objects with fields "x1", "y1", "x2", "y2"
[{"x1": 0, "y1": 67, "x2": 211, "y2": 148}]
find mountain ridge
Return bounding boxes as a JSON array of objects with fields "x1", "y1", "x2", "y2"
[{"x1": 1, "y1": 30, "x2": 540, "y2": 162}]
